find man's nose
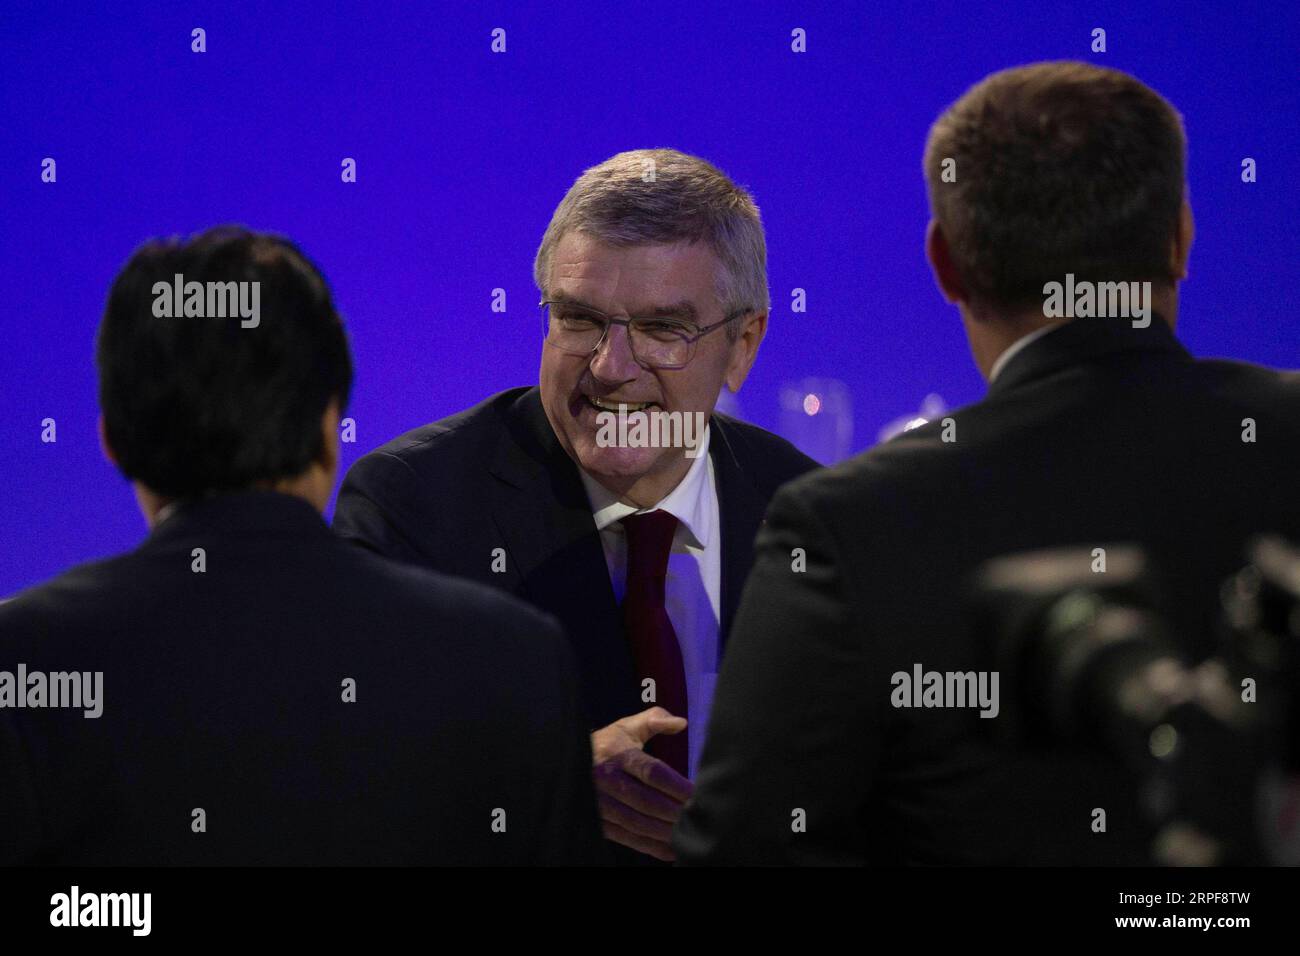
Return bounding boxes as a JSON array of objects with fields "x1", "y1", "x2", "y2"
[{"x1": 589, "y1": 321, "x2": 641, "y2": 383}]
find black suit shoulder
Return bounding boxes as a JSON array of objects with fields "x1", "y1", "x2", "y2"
[
  {"x1": 333, "y1": 387, "x2": 532, "y2": 562},
  {"x1": 339, "y1": 386, "x2": 526, "y2": 506},
  {"x1": 712, "y1": 410, "x2": 820, "y2": 491},
  {"x1": 0, "y1": 552, "x2": 132, "y2": 635},
  {"x1": 358, "y1": 386, "x2": 529, "y2": 479},
  {"x1": 0, "y1": 504, "x2": 604, "y2": 866},
  {"x1": 782, "y1": 351, "x2": 1300, "y2": 523},
  {"x1": 0, "y1": 507, "x2": 556, "y2": 659},
  {"x1": 1192, "y1": 355, "x2": 1300, "y2": 411},
  {"x1": 0, "y1": 515, "x2": 579, "y2": 744}
]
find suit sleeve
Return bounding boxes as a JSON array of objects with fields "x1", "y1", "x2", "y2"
[
  {"x1": 332, "y1": 452, "x2": 427, "y2": 565},
  {"x1": 530, "y1": 618, "x2": 610, "y2": 865},
  {"x1": 674, "y1": 480, "x2": 881, "y2": 865}
]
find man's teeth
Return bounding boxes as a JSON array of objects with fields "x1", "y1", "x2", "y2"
[{"x1": 586, "y1": 396, "x2": 655, "y2": 412}]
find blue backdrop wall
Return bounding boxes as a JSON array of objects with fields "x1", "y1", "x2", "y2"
[{"x1": 1, "y1": 0, "x2": 1296, "y2": 598}]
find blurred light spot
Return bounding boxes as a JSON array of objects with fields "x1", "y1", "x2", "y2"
[
  {"x1": 1149, "y1": 723, "x2": 1179, "y2": 759},
  {"x1": 803, "y1": 393, "x2": 821, "y2": 416}
]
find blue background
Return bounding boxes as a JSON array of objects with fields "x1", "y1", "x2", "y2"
[{"x1": 1, "y1": 0, "x2": 1296, "y2": 598}]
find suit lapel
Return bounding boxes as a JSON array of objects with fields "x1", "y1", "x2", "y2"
[
  {"x1": 486, "y1": 389, "x2": 635, "y2": 725},
  {"x1": 709, "y1": 416, "x2": 768, "y2": 658}
]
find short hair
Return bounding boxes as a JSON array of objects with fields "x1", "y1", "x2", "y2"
[
  {"x1": 924, "y1": 61, "x2": 1187, "y2": 310},
  {"x1": 533, "y1": 148, "x2": 769, "y2": 340},
  {"x1": 97, "y1": 226, "x2": 353, "y2": 499}
]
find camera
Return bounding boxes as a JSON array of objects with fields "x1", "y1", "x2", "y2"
[{"x1": 972, "y1": 536, "x2": 1300, "y2": 865}]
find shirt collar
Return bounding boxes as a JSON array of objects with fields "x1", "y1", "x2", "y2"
[
  {"x1": 988, "y1": 322, "x2": 1068, "y2": 383},
  {"x1": 579, "y1": 424, "x2": 714, "y2": 550}
]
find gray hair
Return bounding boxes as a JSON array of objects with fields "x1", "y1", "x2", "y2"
[{"x1": 533, "y1": 148, "x2": 769, "y2": 340}]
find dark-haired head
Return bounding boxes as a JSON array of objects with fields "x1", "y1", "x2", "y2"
[
  {"x1": 96, "y1": 226, "x2": 353, "y2": 518},
  {"x1": 922, "y1": 61, "x2": 1194, "y2": 377}
]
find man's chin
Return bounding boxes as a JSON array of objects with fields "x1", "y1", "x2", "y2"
[{"x1": 572, "y1": 440, "x2": 670, "y2": 486}]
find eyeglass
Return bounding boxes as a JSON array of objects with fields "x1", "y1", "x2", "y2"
[{"x1": 540, "y1": 299, "x2": 750, "y2": 370}]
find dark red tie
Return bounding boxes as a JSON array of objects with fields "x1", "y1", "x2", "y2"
[{"x1": 620, "y1": 510, "x2": 689, "y2": 777}]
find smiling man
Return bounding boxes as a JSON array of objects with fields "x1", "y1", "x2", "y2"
[{"x1": 334, "y1": 149, "x2": 818, "y2": 863}]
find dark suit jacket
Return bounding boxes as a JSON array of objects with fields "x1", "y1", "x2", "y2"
[
  {"x1": 333, "y1": 386, "x2": 819, "y2": 731},
  {"x1": 0, "y1": 492, "x2": 604, "y2": 865},
  {"x1": 676, "y1": 318, "x2": 1300, "y2": 865}
]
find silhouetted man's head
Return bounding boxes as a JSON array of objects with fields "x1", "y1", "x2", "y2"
[
  {"x1": 96, "y1": 226, "x2": 352, "y2": 518},
  {"x1": 922, "y1": 61, "x2": 1194, "y2": 377},
  {"x1": 925, "y1": 60, "x2": 1189, "y2": 310}
]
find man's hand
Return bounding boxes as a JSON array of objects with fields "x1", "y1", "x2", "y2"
[{"x1": 591, "y1": 707, "x2": 692, "y2": 861}]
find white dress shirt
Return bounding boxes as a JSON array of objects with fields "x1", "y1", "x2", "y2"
[{"x1": 578, "y1": 426, "x2": 721, "y2": 780}]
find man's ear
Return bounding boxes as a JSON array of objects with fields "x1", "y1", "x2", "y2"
[
  {"x1": 318, "y1": 400, "x2": 341, "y2": 475},
  {"x1": 926, "y1": 220, "x2": 967, "y2": 305},
  {"x1": 1171, "y1": 198, "x2": 1194, "y2": 280},
  {"x1": 97, "y1": 414, "x2": 119, "y2": 467},
  {"x1": 724, "y1": 310, "x2": 768, "y2": 393}
]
